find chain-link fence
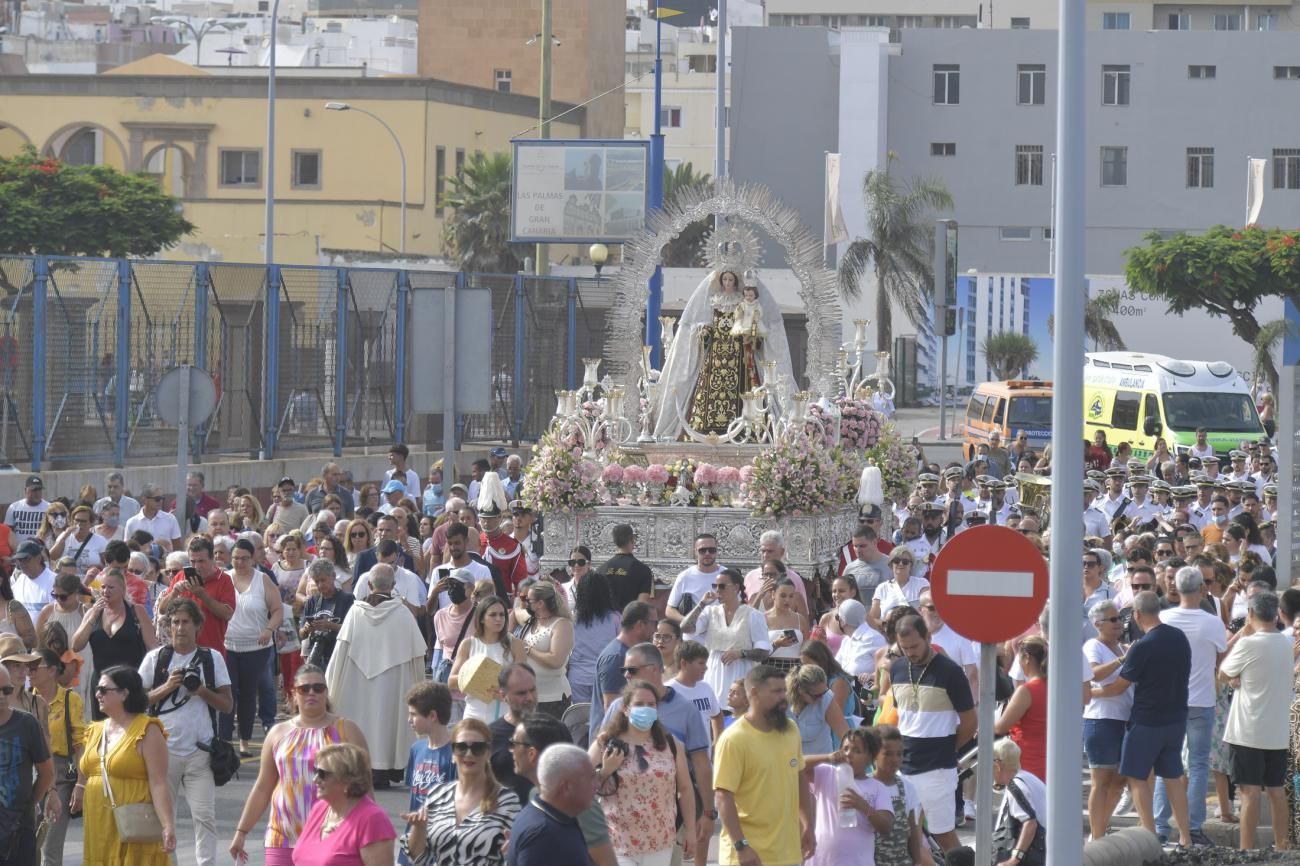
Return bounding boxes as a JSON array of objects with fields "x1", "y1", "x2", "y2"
[{"x1": 3, "y1": 256, "x2": 618, "y2": 469}]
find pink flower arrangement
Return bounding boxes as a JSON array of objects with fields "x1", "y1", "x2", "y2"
[
  {"x1": 601, "y1": 463, "x2": 625, "y2": 484},
  {"x1": 622, "y1": 464, "x2": 647, "y2": 485},
  {"x1": 716, "y1": 466, "x2": 741, "y2": 486},
  {"x1": 693, "y1": 463, "x2": 718, "y2": 486},
  {"x1": 645, "y1": 464, "x2": 670, "y2": 485},
  {"x1": 521, "y1": 430, "x2": 605, "y2": 513},
  {"x1": 742, "y1": 429, "x2": 861, "y2": 516},
  {"x1": 738, "y1": 464, "x2": 754, "y2": 485}
]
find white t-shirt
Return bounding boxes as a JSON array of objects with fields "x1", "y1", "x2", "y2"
[
  {"x1": 353, "y1": 565, "x2": 428, "y2": 608},
  {"x1": 1220, "y1": 631, "x2": 1295, "y2": 750},
  {"x1": 668, "y1": 677, "x2": 721, "y2": 739},
  {"x1": 929, "y1": 625, "x2": 977, "y2": 669},
  {"x1": 1003, "y1": 770, "x2": 1048, "y2": 828},
  {"x1": 63, "y1": 532, "x2": 109, "y2": 574},
  {"x1": 384, "y1": 468, "x2": 422, "y2": 500},
  {"x1": 836, "y1": 623, "x2": 887, "y2": 677},
  {"x1": 124, "y1": 509, "x2": 183, "y2": 545},
  {"x1": 1083, "y1": 638, "x2": 1132, "y2": 721},
  {"x1": 94, "y1": 495, "x2": 141, "y2": 525},
  {"x1": 1158, "y1": 605, "x2": 1228, "y2": 708},
  {"x1": 430, "y1": 558, "x2": 493, "y2": 608},
  {"x1": 138, "y1": 645, "x2": 232, "y2": 756},
  {"x1": 667, "y1": 565, "x2": 725, "y2": 611},
  {"x1": 12, "y1": 567, "x2": 55, "y2": 620},
  {"x1": 872, "y1": 577, "x2": 930, "y2": 618},
  {"x1": 4, "y1": 499, "x2": 49, "y2": 545}
]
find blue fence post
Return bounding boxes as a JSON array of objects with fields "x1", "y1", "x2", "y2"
[
  {"x1": 513, "y1": 274, "x2": 526, "y2": 446},
  {"x1": 334, "y1": 269, "x2": 348, "y2": 457},
  {"x1": 566, "y1": 278, "x2": 577, "y2": 390},
  {"x1": 395, "y1": 269, "x2": 410, "y2": 445},
  {"x1": 193, "y1": 263, "x2": 209, "y2": 462},
  {"x1": 31, "y1": 256, "x2": 48, "y2": 471},
  {"x1": 114, "y1": 259, "x2": 131, "y2": 467},
  {"x1": 263, "y1": 264, "x2": 281, "y2": 458},
  {"x1": 454, "y1": 272, "x2": 465, "y2": 450}
]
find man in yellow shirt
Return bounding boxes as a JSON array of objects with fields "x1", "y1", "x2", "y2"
[
  {"x1": 32, "y1": 647, "x2": 85, "y2": 866},
  {"x1": 713, "y1": 664, "x2": 815, "y2": 866}
]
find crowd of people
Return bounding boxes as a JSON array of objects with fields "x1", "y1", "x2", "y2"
[{"x1": 0, "y1": 425, "x2": 1294, "y2": 866}]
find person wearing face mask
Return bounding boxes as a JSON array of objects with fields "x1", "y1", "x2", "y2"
[
  {"x1": 93, "y1": 501, "x2": 124, "y2": 544},
  {"x1": 590, "y1": 680, "x2": 697, "y2": 866},
  {"x1": 431, "y1": 568, "x2": 476, "y2": 711}
]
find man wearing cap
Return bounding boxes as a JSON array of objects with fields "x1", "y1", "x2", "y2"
[
  {"x1": 1083, "y1": 480, "x2": 1110, "y2": 540},
  {"x1": 1125, "y1": 476, "x2": 1163, "y2": 528},
  {"x1": 428, "y1": 525, "x2": 496, "y2": 613},
  {"x1": 478, "y1": 473, "x2": 529, "y2": 596},
  {"x1": 266, "y1": 477, "x2": 308, "y2": 535},
  {"x1": 912, "y1": 503, "x2": 949, "y2": 579},
  {"x1": 378, "y1": 479, "x2": 407, "y2": 515},
  {"x1": 4, "y1": 475, "x2": 50, "y2": 546},
  {"x1": 937, "y1": 467, "x2": 976, "y2": 514},
  {"x1": 1225, "y1": 450, "x2": 1251, "y2": 485},
  {"x1": 1201, "y1": 454, "x2": 1222, "y2": 484},
  {"x1": 1096, "y1": 468, "x2": 1129, "y2": 520},
  {"x1": 10, "y1": 540, "x2": 55, "y2": 621},
  {"x1": 510, "y1": 501, "x2": 541, "y2": 583},
  {"x1": 489, "y1": 446, "x2": 509, "y2": 478},
  {"x1": 0, "y1": 660, "x2": 56, "y2": 866},
  {"x1": 975, "y1": 477, "x2": 1013, "y2": 526},
  {"x1": 385, "y1": 443, "x2": 421, "y2": 499},
  {"x1": 124, "y1": 483, "x2": 184, "y2": 552},
  {"x1": 837, "y1": 505, "x2": 893, "y2": 575}
]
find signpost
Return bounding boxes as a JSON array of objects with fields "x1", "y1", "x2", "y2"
[
  {"x1": 929, "y1": 525, "x2": 1049, "y2": 865},
  {"x1": 510, "y1": 139, "x2": 650, "y2": 244},
  {"x1": 154, "y1": 366, "x2": 218, "y2": 529}
]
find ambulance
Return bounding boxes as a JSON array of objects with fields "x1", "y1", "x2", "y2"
[{"x1": 1082, "y1": 352, "x2": 1264, "y2": 460}]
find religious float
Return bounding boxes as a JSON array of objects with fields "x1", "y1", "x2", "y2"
[{"x1": 522, "y1": 178, "x2": 918, "y2": 583}]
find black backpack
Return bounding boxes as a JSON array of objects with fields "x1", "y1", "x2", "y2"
[{"x1": 149, "y1": 646, "x2": 242, "y2": 786}]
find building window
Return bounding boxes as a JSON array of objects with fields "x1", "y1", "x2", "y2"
[
  {"x1": 1017, "y1": 63, "x2": 1046, "y2": 105},
  {"x1": 660, "y1": 106, "x2": 682, "y2": 128},
  {"x1": 291, "y1": 150, "x2": 321, "y2": 189},
  {"x1": 1102, "y1": 12, "x2": 1130, "y2": 29},
  {"x1": 933, "y1": 64, "x2": 960, "y2": 104},
  {"x1": 1043, "y1": 226, "x2": 1054, "y2": 240},
  {"x1": 1168, "y1": 13, "x2": 1190, "y2": 30},
  {"x1": 435, "y1": 146, "x2": 445, "y2": 216},
  {"x1": 931, "y1": 142, "x2": 956, "y2": 156},
  {"x1": 218, "y1": 149, "x2": 261, "y2": 187},
  {"x1": 455, "y1": 148, "x2": 466, "y2": 180},
  {"x1": 1010, "y1": 17, "x2": 1030, "y2": 28},
  {"x1": 1188, "y1": 65, "x2": 1216, "y2": 79},
  {"x1": 1015, "y1": 145, "x2": 1044, "y2": 186},
  {"x1": 1258, "y1": 13, "x2": 1279, "y2": 30},
  {"x1": 1274, "y1": 66, "x2": 1300, "y2": 79},
  {"x1": 1186, "y1": 147, "x2": 1214, "y2": 188},
  {"x1": 494, "y1": 69, "x2": 512, "y2": 92},
  {"x1": 1273, "y1": 148, "x2": 1300, "y2": 189},
  {"x1": 865, "y1": 15, "x2": 889, "y2": 26},
  {"x1": 1214, "y1": 13, "x2": 1242, "y2": 30},
  {"x1": 1101, "y1": 146, "x2": 1128, "y2": 186},
  {"x1": 999, "y1": 226, "x2": 1033, "y2": 241},
  {"x1": 1102, "y1": 64, "x2": 1131, "y2": 105}
]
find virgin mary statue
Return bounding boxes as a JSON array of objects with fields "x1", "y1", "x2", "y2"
[{"x1": 652, "y1": 268, "x2": 795, "y2": 440}]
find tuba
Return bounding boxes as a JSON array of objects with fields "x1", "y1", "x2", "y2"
[{"x1": 1014, "y1": 472, "x2": 1052, "y2": 528}]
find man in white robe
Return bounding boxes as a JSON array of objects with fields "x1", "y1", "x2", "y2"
[{"x1": 325, "y1": 564, "x2": 425, "y2": 780}]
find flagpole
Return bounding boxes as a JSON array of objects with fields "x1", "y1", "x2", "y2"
[
  {"x1": 1246, "y1": 154, "x2": 1252, "y2": 226},
  {"x1": 823, "y1": 151, "x2": 831, "y2": 268}
]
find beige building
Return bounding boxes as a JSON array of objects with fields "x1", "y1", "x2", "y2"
[
  {"x1": 0, "y1": 58, "x2": 582, "y2": 264},
  {"x1": 417, "y1": 0, "x2": 624, "y2": 137},
  {"x1": 624, "y1": 34, "x2": 724, "y2": 174}
]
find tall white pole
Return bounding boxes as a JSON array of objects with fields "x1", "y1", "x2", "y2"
[
  {"x1": 715, "y1": 0, "x2": 726, "y2": 181},
  {"x1": 261, "y1": 0, "x2": 281, "y2": 460},
  {"x1": 1046, "y1": 1, "x2": 1085, "y2": 866},
  {"x1": 535, "y1": 0, "x2": 552, "y2": 276}
]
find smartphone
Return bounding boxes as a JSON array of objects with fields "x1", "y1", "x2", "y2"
[
  {"x1": 183, "y1": 566, "x2": 200, "y2": 584},
  {"x1": 437, "y1": 567, "x2": 451, "y2": 579},
  {"x1": 783, "y1": 629, "x2": 797, "y2": 640}
]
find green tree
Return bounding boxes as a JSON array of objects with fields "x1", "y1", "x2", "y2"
[
  {"x1": 838, "y1": 157, "x2": 953, "y2": 352},
  {"x1": 981, "y1": 331, "x2": 1039, "y2": 380},
  {"x1": 1046, "y1": 288, "x2": 1127, "y2": 351},
  {"x1": 442, "y1": 151, "x2": 522, "y2": 273},
  {"x1": 659, "y1": 162, "x2": 712, "y2": 267},
  {"x1": 1249, "y1": 319, "x2": 1298, "y2": 395},
  {"x1": 1125, "y1": 225, "x2": 1300, "y2": 395},
  {"x1": 0, "y1": 146, "x2": 193, "y2": 259}
]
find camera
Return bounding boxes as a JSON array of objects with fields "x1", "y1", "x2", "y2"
[{"x1": 181, "y1": 659, "x2": 204, "y2": 692}]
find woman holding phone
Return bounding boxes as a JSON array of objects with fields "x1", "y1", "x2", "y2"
[{"x1": 763, "y1": 575, "x2": 806, "y2": 673}]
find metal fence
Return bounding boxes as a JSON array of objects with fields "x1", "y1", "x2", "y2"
[{"x1": 0, "y1": 256, "x2": 617, "y2": 470}]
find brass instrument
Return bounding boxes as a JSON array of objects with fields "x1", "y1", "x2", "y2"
[{"x1": 1014, "y1": 472, "x2": 1052, "y2": 527}]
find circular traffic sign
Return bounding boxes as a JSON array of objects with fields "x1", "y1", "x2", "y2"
[
  {"x1": 154, "y1": 365, "x2": 218, "y2": 428},
  {"x1": 929, "y1": 525, "x2": 1049, "y2": 644}
]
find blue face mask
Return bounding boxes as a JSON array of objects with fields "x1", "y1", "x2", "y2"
[{"x1": 628, "y1": 706, "x2": 658, "y2": 732}]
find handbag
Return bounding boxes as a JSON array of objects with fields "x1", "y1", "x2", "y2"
[
  {"x1": 434, "y1": 612, "x2": 474, "y2": 684},
  {"x1": 98, "y1": 723, "x2": 164, "y2": 844}
]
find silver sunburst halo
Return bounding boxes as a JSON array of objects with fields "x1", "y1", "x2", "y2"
[{"x1": 703, "y1": 220, "x2": 763, "y2": 276}]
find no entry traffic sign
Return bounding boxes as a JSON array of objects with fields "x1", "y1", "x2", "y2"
[{"x1": 929, "y1": 525, "x2": 1049, "y2": 644}]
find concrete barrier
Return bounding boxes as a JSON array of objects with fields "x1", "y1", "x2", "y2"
[{"x1": 1083, "y1": 827, "x2": 1163, "y2": 866}]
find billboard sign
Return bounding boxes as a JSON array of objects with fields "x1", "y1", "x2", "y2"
[{"x1": 511, "y1": 139, "x2": 650, "y2": 244}]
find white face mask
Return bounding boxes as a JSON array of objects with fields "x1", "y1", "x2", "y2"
[{"x1": 52, "y1": 515, "x2": 67, "y2": 529}]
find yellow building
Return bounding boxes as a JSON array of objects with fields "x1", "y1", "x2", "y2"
[{"x1": 0, "y1": 58, "x2": 584, "y2": 264}]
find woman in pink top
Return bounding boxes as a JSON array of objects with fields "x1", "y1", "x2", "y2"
[
  {"x1": 293, "y1": 742, "x2": 395, "y2": 866},
  {"x1": 229, "y1": 665, "x2": 368, "y2": 866}
]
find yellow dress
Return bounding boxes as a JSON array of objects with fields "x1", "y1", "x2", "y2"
[{"x1": 79, "y1": 714, "x2": 170, "y2": 866}]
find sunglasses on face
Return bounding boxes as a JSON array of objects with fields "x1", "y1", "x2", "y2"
[
  {"x1": 1155, "y1": 549, "x2": 1173, "y2": 557},
  {"x1": 452, "y1": 741, "x2": 489, "y2": 756},
  {"x1": 53, "y1": 593, "x2": 71, "y2": 601},
  {"x1": 95, "y1": 686, "x2": 123, "y2": 695},
  {"x1": 621, "y1": 664, "x2": 647, "y2": 676},
  {"x1": 508, "y1": 738, "x2": 532, "y2": 749},
  {"x1": 1082, "y1": 560, "x2": 1099, "y2": 568},
  {"x1": 696, "y1": 547, "x2": 718, "y2": 554},
  {"x1": 313, "y1": 768, "x2": 334, "y2": 782},
  {"x1": 711, "y1": 582, "x2": 734, "y2": 591},
  {"x1": 567, "y1": 559, "x2": 588, "y2": 567},
  {"x1": 1097, "y1": 616, "x2": 1122, "y2": 624},
  {"x1": 892, "y1": 560, "x2": 912, "y2": 566},
  {"x1": 295, "y1": 683, "x2": 328, "y2": 695},
  {"x1": 0, "y1": 686, "x2": 13, "y2": 696}
]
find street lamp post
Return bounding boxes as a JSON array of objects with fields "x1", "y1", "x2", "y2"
[
  {"x1": 153, "y1": 16, "x2": 229, "y2": 65},
  {"x1": 262, "y1": 0, "x2": 282, "y2": 459},
  {"x1": 325, "y1": 102, "x2": 407, "y2": 255}
]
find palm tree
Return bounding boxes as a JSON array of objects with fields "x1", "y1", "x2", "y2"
[
  {"x1": 659, "y1": 163, "x2": 712, "y2": 267},
  {"x1": 1250, "y1": 318, "x2": 1297, "y2": 396},
  {"x1": 442, "y1": 151, "x2": 522, "y2": 273},
  {"x1": 982, "y1": 331, "x2": 1039, "y2": 380},
  {"x1": 838, "y1": 157, "x2": 953, "y2": 352},
  {"x1": 1046, "y1": 288, "x2": 1126, "y2": 351}
]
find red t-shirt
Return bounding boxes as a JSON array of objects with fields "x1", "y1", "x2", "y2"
[{"x1": 166, "y1": 569, "x2": 237, "y2": 658}]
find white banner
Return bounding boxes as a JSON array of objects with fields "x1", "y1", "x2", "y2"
[
  {"x1": 825, "y1": 152, "x2": 850, "y2": 246},
  {"x1": 1246, "y1": 157, "x2": 1267, "y2": 226}
]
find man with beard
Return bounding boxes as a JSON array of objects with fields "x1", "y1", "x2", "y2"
[
  {"x1": 889, "y1": 614, "x2": 976, "y2": 854},
  {"x1": 713, "y1": 664, "x2": 815, "y2": 866}
]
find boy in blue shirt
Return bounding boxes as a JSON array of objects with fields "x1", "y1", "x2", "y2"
[{"x1": 401, "y1": 682, "x2": 456, "y2": 864}]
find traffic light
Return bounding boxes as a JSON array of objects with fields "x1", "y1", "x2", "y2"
[
  {"x1": 944, "y1": 308, "x2": 957, "y2": 337},
  {"x1": 933, "y1": 219, "x2": 958, "y2": 335}
]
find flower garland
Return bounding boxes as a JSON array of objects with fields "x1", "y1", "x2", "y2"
[
  {"x1": 808, "y1": 398, "x2": 883, "y2": 450},
  {"x1": 864, "y1": 423, "x2": 916, "y2": 504},
  {"x1": 742, "y1": 429, "x2": 854, "y2": 517},
  {"x1": 521, "y1": 430, "x2": 605, "y2": 513}
]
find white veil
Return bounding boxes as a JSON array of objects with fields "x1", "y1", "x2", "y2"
[{"x1": 652, "y1": 269, "x2": 796, "y2": 439}]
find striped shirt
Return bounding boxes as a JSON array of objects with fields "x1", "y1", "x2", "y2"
[{"x1": 889, "y1": 651, "x2": 973, "y2": 774}]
